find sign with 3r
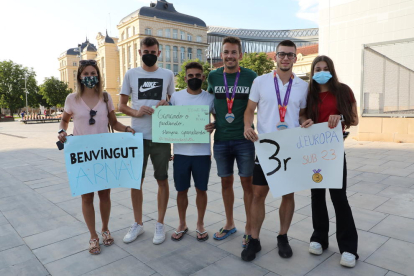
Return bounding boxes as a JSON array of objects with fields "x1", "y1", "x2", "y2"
[{"x1": 254, "y1": 122, "x2": 344, "y2": 198}]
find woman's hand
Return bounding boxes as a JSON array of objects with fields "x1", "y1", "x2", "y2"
[
  {"x1": 125, "y1": 126, "x2": 135, "y2": 134},
  {"x1": 301, "y1": 119, "x2": 314, "y2": 128},
  {"x1": 58, "y1": 132, "x2": 68, "y2": 143},
  {"x1": 328, "y1": 115, "x2": 341, "y2": 129}
]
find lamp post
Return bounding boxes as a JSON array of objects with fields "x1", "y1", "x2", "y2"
[{"x1": 24, "y1": 74, "x2": 28, "y2": 114}]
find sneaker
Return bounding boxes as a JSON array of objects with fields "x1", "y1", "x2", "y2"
[
  {"x1": 241, "y1": 238, "x2": 262, "y2": 262},
  {"x1": 277, "y1": 234, "x2": 293, "y2": 258},
  {"x1": 340, "y1": 252, "x2": 356, "y2": 268},
  {"x1": 153, "y1": 222, "x2": 166, "y2": 245},
  {"x1": 123, "y1": 222, "x2": 144, "y2": 243},
  {"x1": 309, "y1": 242, "x2": 323, "y2": 255}
]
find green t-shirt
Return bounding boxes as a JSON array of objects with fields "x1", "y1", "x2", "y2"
[{"x1": 207, "y1": 67, "x2": 257, "y2": 141}]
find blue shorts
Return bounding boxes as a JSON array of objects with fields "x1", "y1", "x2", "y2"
[
  {"x1": 173, "y1": 155, "x2": 211, "y2": 192},
  {"x1": 213, "y1": 139, "x2": 255, "y2": 178}
]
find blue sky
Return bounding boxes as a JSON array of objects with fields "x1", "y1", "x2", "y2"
[{"x1": 0, "y1": 0, "x2": 318, "y2": 83}]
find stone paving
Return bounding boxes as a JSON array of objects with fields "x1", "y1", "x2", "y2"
[{"x1": 0, "y1": 119, "x2": 414, "y2": 276}]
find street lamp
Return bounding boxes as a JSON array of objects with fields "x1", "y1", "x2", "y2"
[{"x1": 24, "y1": 74, "x2": 28, "y2": 114}]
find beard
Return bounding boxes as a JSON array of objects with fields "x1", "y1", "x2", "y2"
[
  {"x1": 224, "y1": 58, "x2": 238, "y2": 70},
  {"x1": 277, "y1": 61, "x2": 292, "y2": 72}
]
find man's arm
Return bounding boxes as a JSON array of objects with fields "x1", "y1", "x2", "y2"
[
  {"x1": 118, "y1": 95, "x2": 154, "y2": 117},
  {"x1": 244, "y1": 100, "x2": 258, "y2": 142}
]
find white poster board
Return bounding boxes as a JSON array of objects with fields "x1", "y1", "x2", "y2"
[{"x1": 255, "y1": 122, "x2": 344, "y2": 198}]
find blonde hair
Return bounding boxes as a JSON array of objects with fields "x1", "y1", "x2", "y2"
[{"x1": 75, "y1": 63, "x2": 103, "y2": 100}]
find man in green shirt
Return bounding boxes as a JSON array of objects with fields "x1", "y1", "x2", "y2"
[{"x1": 207, "y1": 36, "x2": 257, "y2": 247}]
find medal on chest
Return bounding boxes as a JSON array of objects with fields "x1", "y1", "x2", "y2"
[
  {"x1": 223, "y1": 68, "x2": 241, "y2": 124},
  {"x1": 274, "y1": 71, "x2": 294, "y2": 130}
]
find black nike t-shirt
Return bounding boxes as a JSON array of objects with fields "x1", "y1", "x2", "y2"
[{"x1": 120, "y1": 67, "x2": 175, "y2": 139}]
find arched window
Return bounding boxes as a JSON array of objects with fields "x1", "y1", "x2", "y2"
[
  {"x1": 180, "y1": 47, "x2": 185, "y2": 62},
  {"x1": 180, "y1": 31, "x2": 185, "y2": 40},
  {"x1": 187, "y1": 34, "x2": 192, "y2": 41},
  {"x1": 197, "y1": 49, "x2": 202, "y2": 61},
  {"x1": 173, "y1": 46, "x2": 178, "y2": 63},
  {"x1": 187, "y1": 48, "x2": 192, "y2": 59}
]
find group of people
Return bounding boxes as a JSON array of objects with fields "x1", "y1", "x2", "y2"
[{"x1": 57, "y1": 35, "x2": 359, "y2": 268}]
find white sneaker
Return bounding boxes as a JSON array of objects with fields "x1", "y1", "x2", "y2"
[
  {"x1": 340, "y1": 252, "x2": 356, "y2": 268},
  {"x1": 153, "y1": 222, "x2": 166, "y2": 245},
  {"x1": 309, "y1": 242, "x2": 323, "y2": 255},
  {"x1": 123, "y1": 222, "x2": 144, "y2": 243}
]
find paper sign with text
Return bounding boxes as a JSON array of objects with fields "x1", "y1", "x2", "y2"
[
  {"x1": 152, "y1": 105, "x2": 210, "y2": 143},
  {"x1": 64, "y1": 133, "x2": 143, "y2": 196},
  {"x1": 255, "y1": 122, "x2": 344, "y2": 198}
]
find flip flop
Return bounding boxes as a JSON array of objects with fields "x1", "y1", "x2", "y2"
[
  {"x1": 213, "y1": 227, "x2": 237, "y2": 240},
  {"x1": 171, "y1": 228, "x2": 188, "y2": 241},
  {"x1": 242, "y1": 234, "x2": 251, "y2": 248},
  {"x1": 196, "y1": 229, "x2": 209, "y2": 242}
]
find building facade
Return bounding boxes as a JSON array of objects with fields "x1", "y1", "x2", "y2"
[{"x1": 319, "y1": 0, "x2": 414, "y2": 142}]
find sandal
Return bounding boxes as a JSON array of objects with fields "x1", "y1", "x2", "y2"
[
  {"x1": 171, "y1": 228, "x2": 188, "y2": 241},
  {"x1": 196, "y1": 229, "x2": 209, "y2": 242},
  {"x1": 213, "y1": 227, "x2": 237, "y2": 240},
  {"x1": 242, "y1": 234, "x2": 251, "y2": 248},
  {"x1": 102, "y1": 230, "x2": 114, "y2": 246},
  {"x1": 89, "y1": 238, "x2": 101, "y2": 255}
]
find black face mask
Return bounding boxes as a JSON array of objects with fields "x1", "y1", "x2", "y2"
[
  {"x1": 188, "y1": 78, "x2": 203, "y2": 91},
  {"x1": 142, "y1": 54, "x2": 157, "y2": 67}
]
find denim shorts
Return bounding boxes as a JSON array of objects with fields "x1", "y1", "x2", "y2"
[
  {"x1": 173, "y1": 154, "x2": 211, "y2": 192},
  {"x1": 213, "y1": 139, "x2": 255, "y2": 177}
]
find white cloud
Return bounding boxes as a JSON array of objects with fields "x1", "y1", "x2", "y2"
[{"x1": 295, "y1": 0, "x2": 320, "y2": 25}]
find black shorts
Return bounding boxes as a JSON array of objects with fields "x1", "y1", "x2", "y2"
[{"x1": 252, "y1": 158, "x2": 268, "y2": 186}]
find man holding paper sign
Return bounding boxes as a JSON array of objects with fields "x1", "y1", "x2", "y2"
[
  {"x1": 169, "y1": 62, "x2": 215, "y2": 242},
  {"x1": 242, "y1": 40, "x2": 313, "y2": 261},
  {"x1": 119, "y1": 36, "x2": 175, "y2": 245}
]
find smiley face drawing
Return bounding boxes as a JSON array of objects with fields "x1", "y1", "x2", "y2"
[{"x1": 312, "y1": 169, "x2": 323, "y2": 183}]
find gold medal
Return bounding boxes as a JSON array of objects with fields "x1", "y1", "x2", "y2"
[{"x1": 312, "y1": 169, "x2": 323, "y2": 183}]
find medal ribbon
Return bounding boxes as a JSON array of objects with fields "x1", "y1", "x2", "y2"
[
  {"x1": 273, "y1": 70, "x2": 294, "y2": 122},
  {"x1": 223, "y1": 67, "x2": 241, "y2": 114}
]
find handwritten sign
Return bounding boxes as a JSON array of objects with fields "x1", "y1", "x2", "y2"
[
  {"x1": 255, "y1": 122, "x2": 344, "y2": 198},
  {"x1": 64, "y1": 133, "x2": 143, "y2": 196},
  {"x1": 152, "y1": 105, "x2": 210, "y2": 143}
]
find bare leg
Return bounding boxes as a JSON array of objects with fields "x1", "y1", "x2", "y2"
[
  {"x1": 196, "y1": 188, "x2": 208, "y2": 239},
  {"x1": 279, "y1": 193, "x2": 295, "y2": 235},
  {"x1": 215, "y1": 175, "x2": 235, "y2": 238},
  {"x1": 172, "y1": 189, "x2": 188, "y2": 239},
  {"x1": 82, "y1": 193, "x2": 98, "y2": 240},
  {"x1": 240, "y1": 176, "x2": 253, "y2": 243},
  {"x1": 157, "y1": 178, "x2": 169, "y2": 224},
  {"x1": 250, "y1": 185, "x2": 269, "y2": 239},
  {"x1": 98, "y1": 189, "x2": 111, "y2": 232},
  {"x1": 131, "y1": 179, "x2": 144, "y2": 225}
]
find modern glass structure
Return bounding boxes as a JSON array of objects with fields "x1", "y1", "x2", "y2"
[{"x1": 207, "y1": 26, "x2": 319, "y2": 63}]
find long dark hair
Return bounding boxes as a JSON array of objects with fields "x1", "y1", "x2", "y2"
[
  {"x1": 75, "y1": 63, "x2": 102, "y2": 100},
  {"x1": 306, "y1": 55, "x2": 355, "y2": 129}
]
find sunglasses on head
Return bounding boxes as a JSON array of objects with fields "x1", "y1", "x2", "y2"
[
  {"x1": 80, "y1": 60, "x2": 97, "y2": 66},
  {"x1": 89, "y1": 110, "x2": 97, "y2": 125}
]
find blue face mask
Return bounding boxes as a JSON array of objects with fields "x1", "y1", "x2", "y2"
[
  {"x1": 81, "y1": 76, "x2": 99, "y2": 88},
  {"x1": 312, "y1": 71, "x2": 332, "y2": 84}
]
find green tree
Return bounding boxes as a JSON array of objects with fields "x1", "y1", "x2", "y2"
[
  {"x1": 175, "y1": 59, "x2": 211, "y2": 91},
  {"x1": 0, "y1": 60, "x2": 37, "y2": 115},
  {"x1": 38, "y1": 77, "x2": 72, "y2": 108},
  {"x1": 239, "y1": 52, "x2": 275, "y2": 76}
]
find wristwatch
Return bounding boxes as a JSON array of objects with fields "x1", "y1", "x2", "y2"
[{"x1": 58, "y1": 129, "x2": 66, "y2": 134}]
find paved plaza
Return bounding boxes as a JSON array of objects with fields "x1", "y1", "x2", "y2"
[{"x1": 0, "y1": 119, "x2": 414, "y2": 276}]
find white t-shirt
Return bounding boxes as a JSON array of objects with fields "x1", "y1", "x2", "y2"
[
  {"x1": 170, "y1": 89, "x2": 215, "y2": 156},
  {"x1": 120, "y1": 67, "x2": 175, "y2": 139},
  {"x1": 249, "y1": 72, "x2": 308, "y2": 134}
]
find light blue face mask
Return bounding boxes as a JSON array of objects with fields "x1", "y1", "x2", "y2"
[{"x1": 312, "y1": 71, "x2": 332, "y2": 84}]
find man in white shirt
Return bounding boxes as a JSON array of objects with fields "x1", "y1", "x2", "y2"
[
  {"x1": 119, "y1": 36, "x2": 175, "y2": 245},
  {"x1": 169, "y1": 62, "x2": 215, "y2": 242},
  {"x1": 242, "y1": 40, "x2": 313, "y2": 261}
]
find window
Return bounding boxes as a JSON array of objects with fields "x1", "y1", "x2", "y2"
[
  {"x1": 180, "y1": 47, "x2": 185, "y2": 62},
  {"x1": 145, "y1": 28, "x2": 152, "y2": 35},
  {"x1": 165, "y1": 29, "x2": 170, "y2": 38},
  {"x1": 173, "y1": 46, "x2": 178, "y2": 63},
  {"x1": 157, "y1": 29, "x2": 163, "y2": 37},
  {"x1": 73, "y1": 62, "x2": 77, "y2": 66},
  {"x1": 180, "y1": 31, "x2": 185, "y2": 40},
  {"x1": 166, "y1": 45, "x2": 171, "y2": 62},
  {"x1": 166, "y1": 64, "x2": 171, "y2": 70},
  {"x1": 197, "y1": 49, "x2": 202, "y2": 60},
  {"x1": 187, "y1": 34, "x2": 192, "y2": 41},
  {"x1": 159, "y1": 63, "x2": 163, "y2": 68},
  {"x1": 159, "y1": 44, "x2": 163, "y2": 61},
  {"x1": 173, "y1": 64, "x2": 178, "y2": 75},
  {"x1": 173, "y1": 29, "x2": 178, "y2": 39},
  {"x1": 187, "y1": 48, "x2": 192, "y2": 59},
  {"x1": 197, "y1": 36, "x2": 202, "y2": 42}
]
